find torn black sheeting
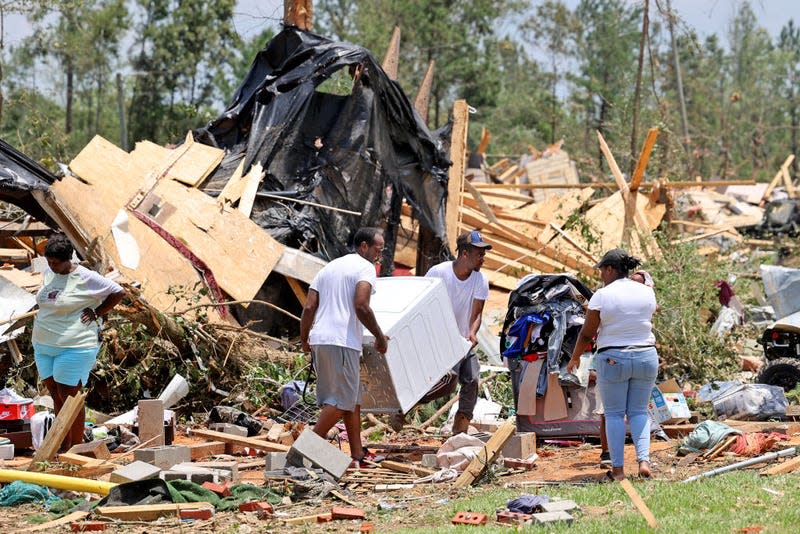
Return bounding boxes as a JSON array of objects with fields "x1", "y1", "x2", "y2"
[
  {"x1": 195, "y1": 27, "x2": 450, "y2": 261},
  {"x1": 0, "y1": 138, "x2": 57, "y2": 225}
]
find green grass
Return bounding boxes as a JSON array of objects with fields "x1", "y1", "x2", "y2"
[{"x1": 383, "y1": 472, "x2": 800, "y2": 533}]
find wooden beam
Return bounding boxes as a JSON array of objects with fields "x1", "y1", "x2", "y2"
[
  {"x1": 15, "y1": 510, "x2": 89, "y2": 533},
  {"x1": 382, "y1": 26, "x2": 401, "y2": 79},
  {"x1": 463, "y1": 180, "x2": 499, "y2": 225},
  {"x1": 761, "y1": 154, "x2": 795, "y2": 206},
  {"x1": 29, "y1": 392, "x2": 87, "y2": 469},
  {"x1": 380, "y1": 460, "x2": 436, "y2": 477},
  {"x1": 761, "y1": 453, "x2": 800, "y2": 475},
  {"x1": 284, "y1": 0, "x2": 313, "y2": 30},
  {"x1": 445, "y1": 99, "x2": 469, "y2": 253},
  {"x1": 188, "y1": 427, "x2": 290, "y2": 452},
  {"x1": 620, "y1": 478, "x2": 658, "y2": 529},
  {"x1": 453, "y1": 418, "x2": 516, "y2": 489},
  {"x1": 413, "y1": 60, "x2": 435, "y2": 123},
  {"x1": 475, "y1": 128, "x2": 491, "y2": 156},
  {"x1": 630, "y1": 128, "x2": 658, "y2": 192},
  {"x1": 473, "y1": 180, "x2": 755, "y2": 190},
  {"x1": 238, "y1": 162, "x2": 264, "y2": 218},
  {"x1": 96, "y1": 502, "x2": 213, "y2": 521},
  {"x1": 285, "y1": 275, "x2": 307, "y2": 306}
]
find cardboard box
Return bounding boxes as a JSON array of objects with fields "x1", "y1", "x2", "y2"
[
  {"x1": 648, "y1": 379, "x2": 691, "y2": 424},
  {"x1": 0, "y1": 401, "x2": 33, "y2": 421}
]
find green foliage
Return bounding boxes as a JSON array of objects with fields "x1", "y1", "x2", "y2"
[{"x1": 646, "y1": 239, "x2": 739, "y2": 383}]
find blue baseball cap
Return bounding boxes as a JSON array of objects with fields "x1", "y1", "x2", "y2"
[{"x1": 457, "y1": 230, "x2": 492, "y2": 250}]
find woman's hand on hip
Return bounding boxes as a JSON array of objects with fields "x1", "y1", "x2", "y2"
[{"x1": 80, "y1": 307, "x2": 98, "y2": 324}]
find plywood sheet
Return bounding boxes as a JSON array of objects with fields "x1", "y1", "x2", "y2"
[{"x1": 142, "y1": 179, "x2": 284, "y2": 302}]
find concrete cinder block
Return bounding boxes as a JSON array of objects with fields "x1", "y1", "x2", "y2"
[
  {"x1": 192, "y1": 460, "x2": 239, "y2": 482},
  {"x1": 160, "y1": 470, "x2": 189, "y2": 482},
  {"x1": 265, "y1": 452, "x2": 287, "y2": 471},
  {"x1": 170, "y1": 462, "x2": 233, "y2": 483},
  {"x1": 134, "y1": 445, "x2": 191, "y2": 470},
  {"x1": 110, "y1": 460, "x2": 161, "y2": 484},
  {"x1": 540, "y1": 499, "x2": 580, "y2": 513},
  {"x1": 531, "y1": 511, "x2": 573, "y2": 525},
  {"x1": 137, "y1": 399, "x2": 165, "y2": 447},
  {"x1": 209, "y1": 423, "x2": 248, "y2": 437},
  {"x1": 287, "y1": 429, "x2": 351, "y2": 479},
  {"x1": 67, "y1": 441, "x2": 111, "y2": 460}
]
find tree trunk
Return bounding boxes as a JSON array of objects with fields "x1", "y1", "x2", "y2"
[
  {"x1": 66, "y1": 57, "x2": 74, "y2": 134},
  {"x1": 629, "y1": 0, "x2": 649, "y2": 175},
  {"x1": 668, "y1": 0, "x2": 691, "y2": 171},
  {"x1": 380, "y1": 184, "x2": 401, "y2": 277}
]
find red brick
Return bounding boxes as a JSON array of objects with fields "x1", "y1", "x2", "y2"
[
  {"x1": 317, "y1": 513, "x2": 333, "y2": 523},
  {"x1": 451, "y1": 512, "x2": 487, "y2": 526},
  {"x1": 202, "y1": 481, "x2": 232, "y2": 497},
  {"x1": 496, "y1": 510, "x2": 532, "y2": 525},
  {"x1": 360, "y1": 522, "x2": 375, "y2": 532},
  {"x1": 180, "y1": 508, "x2": 214, "y2": 520},
  {"x1": 71, "y1": 522, "x2": 106, "y2": 532},
  {"x1": 331, "y1": 506, "x2": 366, "y2": 520},
  {"x1": 239, "y1": 501, "x2": 274, "y2": 513},
  {"x1": 503, "y1": 458, "x2": 536, "y2": 470}
]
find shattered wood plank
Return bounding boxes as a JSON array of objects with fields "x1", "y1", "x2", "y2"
[
  {"x1": 285, "y1": 275, "x2": 307, "y2": 306},
  {"x1": 453, "y1": 418, "x2": 516, "y2": 489},
  {"x1": 629, "y1": 128, "x2": 659, "y2": 192},
  {"x1": 29, "y1": 392, "x2": 87, "y2": 469},
  {"x1": 188, "y1": 428, "x2": 290, "y2": 452},
  {"x1": 761, "y1": 155, "x2": 795, "y2": 205},
  {"x1": 216, "y1": 158, "x2": 246, "y2": 206},
  {"x1": 139, "y1": 178, "x2": 284, "y2": 302},
  {"x1": 96, "y1": 503, "x2": 213, "y2": 521},
  {"x1": 620, "y1": 478, "x2": 658, "y2": 529},
  {"x1": 238, "y1": 163, "x2": 265, "y2": 217},
  {"x1": 446, "y1": 100, "x2": 469, "y2": 251},
  {"x1": 272, "y1": 247, "x2": 327, "y2": 284},
  {"x1": 380, "y1": 460, "x2": 436, "y2": 477}
]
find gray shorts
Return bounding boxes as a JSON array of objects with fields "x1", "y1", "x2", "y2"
[{"x1": 311, "y1": 344, "x2": 361, "y2": 411}]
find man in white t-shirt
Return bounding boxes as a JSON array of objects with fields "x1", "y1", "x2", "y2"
[
  {"x1": 423, "y1": 230, "x2": 491, "y2": 434},
  {"x1": 300, "y1": 227, "x2": 389, "y2": 467}
]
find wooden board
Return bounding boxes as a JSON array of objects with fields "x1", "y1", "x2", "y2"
[
  {"x1": 517, "y1": 359, "x2": 543, "y2": 416},
  {"x1": 139, "y1": 178, "x2": 284, "y2": 302},
  {"x1": 96, "y1": 502, "x2": 213, "y2": 521},
  {"x1": 542, "y1": 372, "x2": 568, "y2": 421},
  {"x1": 15, "y1": 510, "x2": 89, "y2": 532},
  {"x1": 28, "y1": 392, "x2": 87, "y2": 469},
  {"x1": 189, "y1": 427, "x2": 290, "y2": 452},
  {"x1": 0, "y1": 268, "x2": 42, "y2": 292},
  {"x1": 446, "y1": 99, "x2": 468, "y2": 251},
  {"x1": 760, "y1": 454, "x2": 800, "y2": 475},
  {"x1": 620, "y1": 478, "x2": 658, "y2": 529},
  {"x1": 453, "y1": 418, "x2": 516, "y2": 489}
]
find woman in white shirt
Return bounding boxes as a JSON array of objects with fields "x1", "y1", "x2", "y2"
[{"x1": 567, "y1": 248, "x2": 658, "y2": 481}]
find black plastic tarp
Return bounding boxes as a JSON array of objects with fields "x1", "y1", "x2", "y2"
[
  {"x1": 195, "y1": 27, "x2": 450, "y2": 260},
  {"x1": 0, "y1": 138, "x2": 57, "y2": 224}
]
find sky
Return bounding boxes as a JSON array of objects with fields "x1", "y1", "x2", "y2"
[{"x1": 3, "y1": 1, "x2": 798, "y2": 49}]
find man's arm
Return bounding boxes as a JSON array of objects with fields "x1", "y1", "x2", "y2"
[
  {"x1": 354, "y1": 281, "x2": 388, "y2": 353},
  {"x1": 300, "y1": 288, "x2": 320, "y2": 353},
  {"x1": 467, "y1": 298, "x2": 486, "y2": 347}
]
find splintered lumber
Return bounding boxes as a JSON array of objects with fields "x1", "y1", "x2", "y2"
[
  {"x1": 620, "y1": 479, "x2": 658, "y2": 529},
  {"x1": 216, "y1": 158, "x2": 246, "y2": 206},
  {"x1": 189, "y1": 427, "x2": 290, "y2": 452},
  {"x1": 380, "y1": 460, "x2": 436, "y2": 477},
  {"x1": 446, "y1": 99, "x2": 469, "y2": 251},
  {"x1": 453, "y1": 418, "x2": 516, "y2": 489},
  {"x1": 761, "y1": 155, "x2": 795, "y2": 205},
  {"x1": 463, "y1": 180, "x2": 500, "y2": 225},
  {"x1": 29, "y1": 392, "x2": 87, "y2": 469},
  {"x1": 760, "y1": 454, "x2": 800, "y2": 475},
  {"x1": 238, "y1": 163, "x2": 265, "y2": 217},
  {"x1": 96, "y1": 502, "x2": 213, "y2": 521},
  {"x1": 414, "y1": 60, "x2": 435, "y2": 122},
  {"x1": 630, "y1": 128, "x2": 659, "y2": 192}
]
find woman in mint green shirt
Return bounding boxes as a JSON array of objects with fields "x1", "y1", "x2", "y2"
[{"x1": 33, "y1": 235, "x2": 125, "y2": 451}]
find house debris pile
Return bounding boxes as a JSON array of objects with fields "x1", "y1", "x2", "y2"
[{"x1": 3, "y1": 22, "x2": 800, "y2": 532}]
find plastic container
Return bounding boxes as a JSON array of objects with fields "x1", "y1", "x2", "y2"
[
  {"x1": 157, "y1": 374, "x2": 189, "y2": 409},
  {"x1": 360, "y1": 277, "x2": 471, "y2": 414}
]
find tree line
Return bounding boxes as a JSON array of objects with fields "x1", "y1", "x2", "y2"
[{"x1": 1, "y1": 0, "x2": 797, "y2": 184}]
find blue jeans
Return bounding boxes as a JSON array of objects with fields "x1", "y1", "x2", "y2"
[{"x1": 596, "y1": 347, "x2": 658, "y2": 468}]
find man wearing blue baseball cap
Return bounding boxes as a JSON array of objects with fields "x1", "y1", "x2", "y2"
[{"x1": 424, "y1": 230, "x2": 492, "y2": 434}]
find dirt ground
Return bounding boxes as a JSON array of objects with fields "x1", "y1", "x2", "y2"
[{"x1": 3, "y1": 422, "x2": 799, "y2": 533}]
